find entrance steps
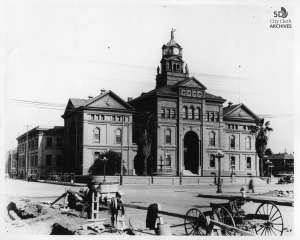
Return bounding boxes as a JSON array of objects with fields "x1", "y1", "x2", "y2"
[{"x1": 182, "y1": 170, "x2": 198, "y2": 176}]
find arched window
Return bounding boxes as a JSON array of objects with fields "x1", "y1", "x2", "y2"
[
  {"x1": 210, "y1": 132, "x2": 215, "y2": 146},
  {"x1": 195, "y1": 108, "x2": 200, "y2": 120},
  {"x1": 246, "y1": 136, "x2": 251, "y2": 150},
  {"x1": 165, "y1": 129, "x2": 171, "y2": 144},
  {"x1": 116, "y1": 129, "x2": 122, "y2": 143},
  {"x1": 183, "y1": 106, "x2": 188, "y2": 119},
  {"x1": 230, "y1": 135, "x2": 235, "y2": 149},
  {"x1": 94, "y1": 128, "x2": 100, "y2": 142}
]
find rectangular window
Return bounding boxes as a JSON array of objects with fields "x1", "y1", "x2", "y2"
[
  {"x1": 161, "y1": 108, "x2": 165, "y2": 118},
  {"x1": 46, "y1": 155, "x2": 52, "y2": 166},
  {"x1": 112, "y1": 116, "x2": 116, "y2": 121},
  {"x1": 171, "y1": 109, "x2": 176, "y2": 119},
  {"x1": 35, "y1": 137, "x2": 38, "y2": 148},
  {"x1": 56, "y1": 155, "x2": 62, "y2": 166},
  {"x1": 34, "y1": 155, "x2": 38, "y2": 166},
  {"x1": 243, "y1": 126, "x2": 247, "y2": 130},
  {"x1": 57, "y1": 138, "x2": 62, "y2": 147},
  {"x1": 101, "y1": 115, "x2": 105, "y2": 120},
  {"x1": 235, "y1": 125, "x2": 238, "y2": 129},
  {"x1": 166, "y1": 109, "x2": 170, "y2": 118},
  {"x1": 165, "y1": 154, "x2": 171, "y2": 167},
  {"x1": 247, "y1": 157, "x2": 251, "y2": 169},
  {"x1": 47, "y1": 137, "x2": 52, "y2": 147},
  {"x1": 206, "y1": 111, "x2": 210, "y2": 121},
  {"x1": 210, "y1": 112, "x2": 214, "y2": 122},
  {"x1": 210, "y1": 155, "x2": 215, "y2": 167},
  {"x1": 231, "y1": 156, "x2": 235, "y2": 168},
  {"x1": 91, "y1": 114, "x2": 95, "y2": 120}
]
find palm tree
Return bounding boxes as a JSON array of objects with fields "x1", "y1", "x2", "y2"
[
  {"x1": 133, "y1": 112, "x2": 157, "y2": 175},
  {"x1": 250, "y1": 118, "x2": 273, "y2": 176}
]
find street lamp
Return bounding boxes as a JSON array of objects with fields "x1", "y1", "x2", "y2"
[
  {"x1": 214, "y1": 150, "x2": 225, "y2": 193},
  {"x1": 101, "y1": 157, "x2": 109, "y2": 183},
  {"x1": 265, "y1": 159, "x2": 274, "y2": 183},
  {"x1": 230, "y1": 160, "x2": 235, "y2": 183}
]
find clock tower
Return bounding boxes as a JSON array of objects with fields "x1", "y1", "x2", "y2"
[{"x1": 156, "y1": 29, "x2": 189, "y2": 88}]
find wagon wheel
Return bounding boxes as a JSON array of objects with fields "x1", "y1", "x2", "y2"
[
  {"x1": 255, "y1": 202, "x2": 284, "y2": 236},
  {"x1": 184, "y1": 208, "x2": 208, "y2": 235},
  {"x1": 212, "y1": 206, "x2": 236, "y2": 236}
]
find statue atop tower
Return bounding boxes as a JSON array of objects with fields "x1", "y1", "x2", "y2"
[{"x1": 171, "y1": 28, "x2": 176, "y2": 40}]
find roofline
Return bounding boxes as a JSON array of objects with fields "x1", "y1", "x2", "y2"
[
  {"x1": 83, "y1": 90, "x2": 135, "y2": 110},
  {"x1": 16, "y1": 126, "x2": 64, "y2": 140},
  {"x1": 223, "y1": 103, "x2": 258, "y2": 119}
]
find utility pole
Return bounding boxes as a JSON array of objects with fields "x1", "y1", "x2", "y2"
[
  {"x1": 23, "y1": 125, "x2": 32, "y2": 180},
  {"x1": 10, "y1": 141, "x2": 14, "y2": 178},
  {"x1": 239, "y1": 65, "x2": 241, "y2": 104},
  {"x1": 120, "y1": 115, "x2": 124, "y2": 185}
]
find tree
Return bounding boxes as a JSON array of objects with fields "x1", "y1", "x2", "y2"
[
  {"x1": 265, "y1": 148, "x2": 273, "y2": 156},
  {"x1": 88, "y1": 150, "x2": 127, "y2": 175},
  {"x1": 133, "y1": 112, "x2": 157, "y2": 175},
  {"x1": 250, "y1": 118, "x2": 273, "y2": 176}
]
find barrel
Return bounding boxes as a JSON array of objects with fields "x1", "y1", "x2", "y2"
[{"x1": 157, "y1": 223, "x2": 172, "y2": 235}]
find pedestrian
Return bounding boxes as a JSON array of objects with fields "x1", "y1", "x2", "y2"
[
  {"x1": 247, "y1": 178, "x2": 255, "y2": 193},
  {"x1": 80, "y1": 178, "x2": 98, "y2": 218}
]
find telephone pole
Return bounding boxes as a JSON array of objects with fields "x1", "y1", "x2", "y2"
[
  {"x1": 120, "y1": 115, "x2": 124, "y2": 185},
  {"x1": 10, "y1": 141, "x2": 14, "y2": 177},
  {"x1": 23, "y1": 125, "x2": 32, "y2": 179}
]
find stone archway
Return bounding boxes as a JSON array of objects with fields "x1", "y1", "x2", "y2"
[{"x1": 184, "y1": 131, "x2": 199, "y2": 174}]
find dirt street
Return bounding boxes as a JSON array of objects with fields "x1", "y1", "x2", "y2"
[{"x1": 3, "y1": 178, "x2": 294, "y2": 236}]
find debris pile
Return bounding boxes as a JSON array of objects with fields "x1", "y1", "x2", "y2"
[
  {"x1": 6, "y1": 202, "x2": 47, "y2": 220},
  {"x1": 273, "y1": 190, "x2": 294, "y2": 198}
]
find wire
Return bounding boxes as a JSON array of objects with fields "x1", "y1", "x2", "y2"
[{"x1": 9, "y1": 98, "x2": 292, "y2": 119}]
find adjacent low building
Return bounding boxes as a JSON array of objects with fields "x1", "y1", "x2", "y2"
[
  {"x1": 262, "y1": 153, "x2": 294, "y2": 176},
  {"x1": 16, "y1": 126, "x2": 64, "y2": 178}
]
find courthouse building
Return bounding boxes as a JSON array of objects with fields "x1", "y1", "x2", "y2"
[
  {"x1": 61, "y1": 31, "x2": 259, "y2": 176},
  {"x1": 18, "y1": 31, "x2": 260, "y2": 177}
]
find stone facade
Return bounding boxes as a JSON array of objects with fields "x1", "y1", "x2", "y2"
[
  {"x1": 61, "y1": 91, "x2": 137, "y2": 175},
  {"x1": 129, "y1": 33, "x2": 259, "y2": 177},
  {"x1": 19, "y1": 32, "x2": 259, "y2": 177},
  {"x1": 16, "y1": 126, "x2": 64, "y2": 177}
]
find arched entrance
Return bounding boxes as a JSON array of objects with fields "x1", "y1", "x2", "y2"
[{"x1": 184, "y1": 131, "x2": 199, "y2": 174}]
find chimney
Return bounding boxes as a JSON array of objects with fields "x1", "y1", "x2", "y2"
[
  {"x1": 88, "y1": 95, "x2": 93, "y2": 99},
  {"x1": 100, "y1": 89, "x2": 106, "y2": 95},
  {"x1": 228, "y1": 101, "x2": 233, "y2": 107},
  {"x1": 128, "y1": 97, "x2": 133, "y2": 102}
]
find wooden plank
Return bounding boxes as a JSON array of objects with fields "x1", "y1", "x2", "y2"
[
  {"x1": 119, "y1": 203, "x2": 206, "y2": 223},
  {"x1": 208, "y1": 219, "x2": 256, "y2": 236},
  {"x1": 50, "y1": 193, "x2": 66, "y2": 207},
  {"x1": 197, "y1": 194, "x2": 294, "y2": 207}
]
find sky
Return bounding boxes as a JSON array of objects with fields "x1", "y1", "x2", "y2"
[{"x1": 2, "y1": 0, "x2": 298, "y2": 155}]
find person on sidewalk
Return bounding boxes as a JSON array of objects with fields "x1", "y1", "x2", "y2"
[{"x1": 247, "y1": 178, "x2": 255, "y2": 193}]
